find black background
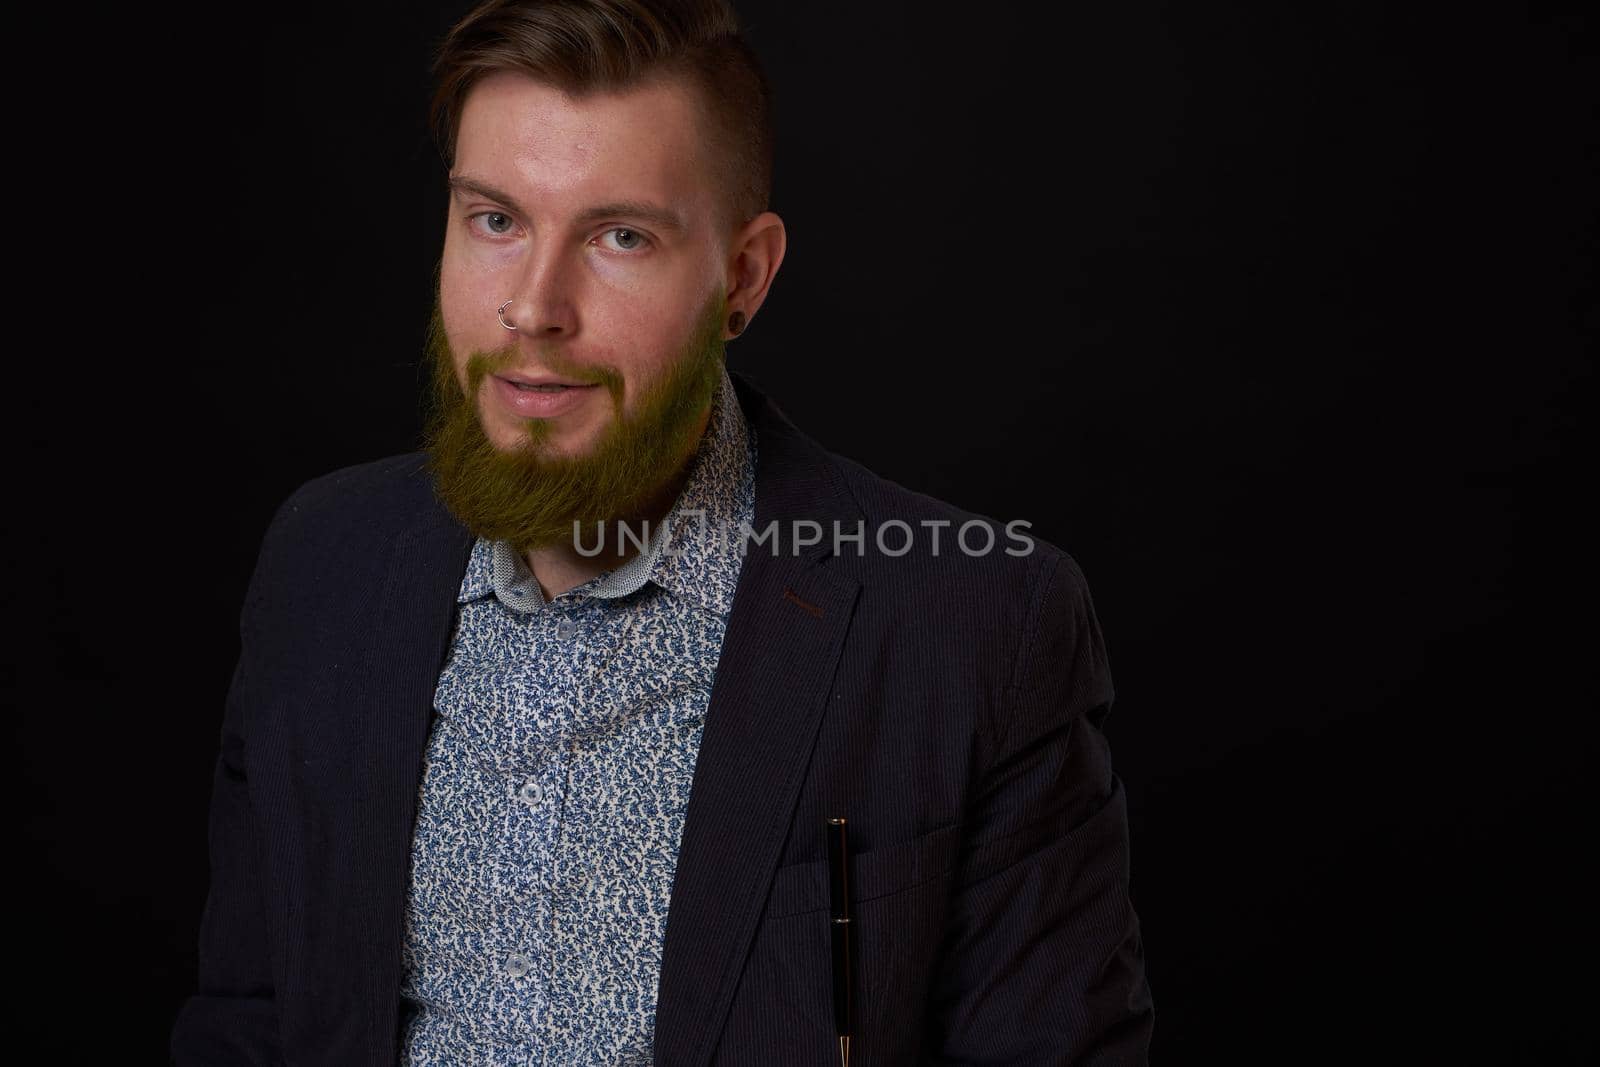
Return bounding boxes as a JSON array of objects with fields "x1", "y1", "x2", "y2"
[{"x1": 11, "y1": 1, "x2": 1594, "y2": 1061}]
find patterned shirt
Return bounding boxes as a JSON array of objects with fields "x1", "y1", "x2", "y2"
[{"x1": 399, "y1": 364, "x2": 757, "y2": 1064}]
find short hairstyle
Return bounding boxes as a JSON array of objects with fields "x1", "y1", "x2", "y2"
[{"x1": 429, "y1": 0, "x2": 776, "y2": 237}]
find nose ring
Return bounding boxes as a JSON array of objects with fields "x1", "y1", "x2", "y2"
[{"x1": 497, "y1": 299, "x2": 519, "y2": 332}]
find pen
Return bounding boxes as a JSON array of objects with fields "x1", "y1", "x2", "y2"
[{"x1": 826, "y1": 816, "x2": 853, "y2": 1067}]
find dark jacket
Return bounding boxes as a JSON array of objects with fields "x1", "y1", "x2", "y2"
[{"x1": 171, "y1": 370, "x2": 1154, "y2": 1065}]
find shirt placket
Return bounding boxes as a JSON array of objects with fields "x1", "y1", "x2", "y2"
[
  {"x1": 548, "y1": 600, "x2": 665, "y2": 1059},
  {"x1": 492, "y1": 594, "x2": 594, "y2": 1057}
]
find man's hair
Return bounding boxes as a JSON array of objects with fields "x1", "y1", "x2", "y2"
[{"x1": 429, "y1": 0, "x2": 775, "y2": 237}]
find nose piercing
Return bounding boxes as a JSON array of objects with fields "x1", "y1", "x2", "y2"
[{"x1": 497, "y1": 299, "x2": 519, "y2": 332}]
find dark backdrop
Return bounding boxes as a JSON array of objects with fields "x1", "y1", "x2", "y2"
[{"x1": 12, "y1": 1, "x2": 1593, "y2": 1061}]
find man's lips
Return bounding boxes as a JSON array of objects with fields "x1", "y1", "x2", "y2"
[
  {"x1": 489, "y1": 373, "x2": 598, "y2": 418},
  {"x1": 495, "y1": 372, "x2": 594, "y2": 389}
]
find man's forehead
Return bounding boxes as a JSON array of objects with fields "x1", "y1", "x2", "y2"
[{"x1": 457, "y1": 72, "x2": 702, "y2": 164}]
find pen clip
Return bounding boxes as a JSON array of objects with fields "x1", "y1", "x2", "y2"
[
  {"x1": 825, "y1": 816, "x2": 854, "y2": 1053},
  {"x1": 825, "y1": 816, "x2": 850, "y2": 919}
]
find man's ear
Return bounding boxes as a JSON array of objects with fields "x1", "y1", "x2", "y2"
[{"x1": 723, "y1": 211, "x2": 787, "y2": 338}]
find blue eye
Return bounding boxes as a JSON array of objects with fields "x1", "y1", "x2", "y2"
[
  {"x1": 476, "y1": 212, "x2": 513, "y2": 235},
  {"x1": 602, "y1": 228, "x2": 649, "y2": 252}
]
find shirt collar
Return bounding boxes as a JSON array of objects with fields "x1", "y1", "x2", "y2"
[{"x1": 456, "y1": 362, "x2": 756, "y2": 618}]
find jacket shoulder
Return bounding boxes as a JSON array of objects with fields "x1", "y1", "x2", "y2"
[
  {"x1": 821, "y1": 444, "x2": 1077, "y2": 586},
  {"x1": 813, "y1": 444, "x2": 1101, "y2": 677},
  {"x1": 264, "y1": 450, "x2": 437, "y2": 550},
  {"x1": 811, "y1": 444, "x2": 1109, "y2": 761},
  {"x1": 243, "y1": 450, "x2": 448, "y2": 611}
]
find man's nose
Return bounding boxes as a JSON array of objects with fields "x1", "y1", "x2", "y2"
[{"x1": 504, "y1": 245, "x2": 579, "y2": 338}]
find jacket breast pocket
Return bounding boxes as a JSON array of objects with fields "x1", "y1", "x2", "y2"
[
  {"x1": 764, "y1": 822, "x2": 962, "y2": 920},
  {"x1": 720, "y1": 823, "x2": 962, "y2": 1061}
]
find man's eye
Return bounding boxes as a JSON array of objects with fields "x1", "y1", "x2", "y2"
[
  {"x1": 601, "y1": 227, "x2": 649, "y2": 252},
  {"x1": 470, "y1": 212, "x2": 515, "y2": 235}
]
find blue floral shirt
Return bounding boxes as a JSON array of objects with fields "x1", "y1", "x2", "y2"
[{"x1": 399, "y1": 365, "x2": 757, "y2": 1063}]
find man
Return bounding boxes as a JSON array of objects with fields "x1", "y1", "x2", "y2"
[{"x1": 171, "y1": 1, "x2": 1154, "y2": 1063}]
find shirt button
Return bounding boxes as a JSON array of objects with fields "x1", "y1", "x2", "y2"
[
  {"x1": 506, "y1": 953, "x2": 532, "y2": 978},
  {"x1": 517, "y1": 780, "x2": 542, "y2": 805},
  {"x1": 555, "y1": 617, "x2": 579, "y2": 639}
]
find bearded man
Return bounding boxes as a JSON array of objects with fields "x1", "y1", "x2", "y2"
[{"x1": 171, "y1": 2, "x2": 1154, "y2": 1064}]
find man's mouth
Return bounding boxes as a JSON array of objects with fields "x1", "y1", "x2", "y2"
[
  {"x1": 509, "y1": 381, "x2": 587, "y2": 392},
  {"x1": 489, "y1": 373, "x2": 601, "y2": 419},
  {"x1": 495, "y1": 373, "x2": 599, "y2": 392}
]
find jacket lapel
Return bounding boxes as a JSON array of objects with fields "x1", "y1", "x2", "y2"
[
  {"x1": 652, "y1": 373, "x2": 864, "y2": 1066},
  {"x1": 342, "y1": 487, "x2": 474, "y2": 1062}
]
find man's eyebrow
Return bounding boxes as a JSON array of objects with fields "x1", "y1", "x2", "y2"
[{"x1": 447, "y1": 175, "x2": 688, "y2": 234}]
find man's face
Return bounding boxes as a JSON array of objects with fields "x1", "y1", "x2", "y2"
[
  {"x1": 427, "y1": 71, "x2": 734, "y2": 550},
  {"x1": 438, "y1": 71, "x2": 729, "y2": 456}
]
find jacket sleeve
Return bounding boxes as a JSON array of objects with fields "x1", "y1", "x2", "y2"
[
  {"x1": 170, "y1": 500, "x2": 291, "y2": 1066},
  {"x1": 920, "y1": 551, "x2": 1154, "y2": 1064}
]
